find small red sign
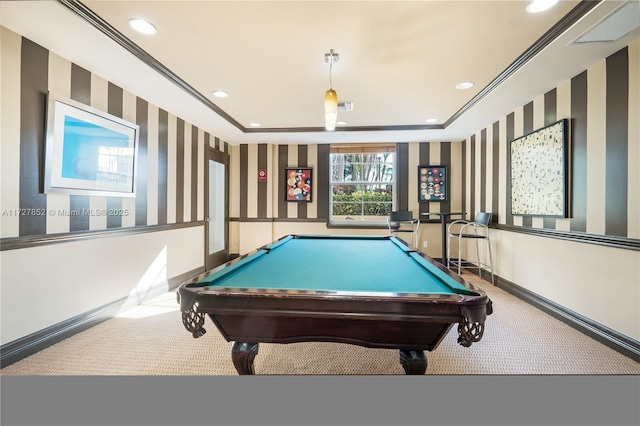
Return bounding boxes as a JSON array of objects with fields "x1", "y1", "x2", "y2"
[{"x1": 258, "y1": 169, "x2": 267, "y2": 182}]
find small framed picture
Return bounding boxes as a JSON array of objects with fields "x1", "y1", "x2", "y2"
[
  {"x1": 285, "y1": 167, "x2": 312, "y2": 202},
  {"x1": 418, "y1": 165, "x2": 447, "y2": 202}
]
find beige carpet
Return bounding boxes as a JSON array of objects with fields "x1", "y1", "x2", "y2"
[{"x1": 2, "y1": 273, "x2": 639, "y2": 375}]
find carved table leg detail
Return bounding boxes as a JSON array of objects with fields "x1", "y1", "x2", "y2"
[
  {"x1": 231, "y1": 342, "x2": 259, "y2": 375},
  {"x1": 399, "y1": 350, "x2": 427, "y2": 375}
]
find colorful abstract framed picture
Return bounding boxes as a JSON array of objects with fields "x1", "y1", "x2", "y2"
[
  {"x1": 418, "y1": 165, "x2": 447, "y2": 202},
  {"x1": 510, "y1": 119, "x2": 569, "y2": 217},
  {"x1": 285, "y1": 167, "x2": 313, "y2": 202},
  {"x1": 44, "y1": 92, "x2": 139, "y2": 197}
]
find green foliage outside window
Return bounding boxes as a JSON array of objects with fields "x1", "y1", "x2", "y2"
[{"x1": 332, "y1": 190, "x2": 393, "y2": 216}]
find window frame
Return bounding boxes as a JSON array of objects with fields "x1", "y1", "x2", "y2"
[{"x1": 328, "y1": 144, "x2": 396, "y2": 227}]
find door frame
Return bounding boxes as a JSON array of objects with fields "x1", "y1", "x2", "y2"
[{"x1": 204, "y1": 146, "x2": 230, "y2": 270}]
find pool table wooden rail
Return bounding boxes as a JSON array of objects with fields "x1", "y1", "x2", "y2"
[
  {"x1": 179, "y1": 290, "x2": 489, "y2": 343},
  {"x1": 177, "y1": 234, "x2": 493, "y2": 375}
]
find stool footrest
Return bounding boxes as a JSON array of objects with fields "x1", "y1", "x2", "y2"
[{"x1": 449, "y1": 260, "x2": 490, "y2": 267}]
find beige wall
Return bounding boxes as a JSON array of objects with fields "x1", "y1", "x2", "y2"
[
  {"x1": 0, "y1": 226, "x2": 203, "y2": 344},
  {"x1": 488, "y1": 230, "x2": 639, "y2": 340}
]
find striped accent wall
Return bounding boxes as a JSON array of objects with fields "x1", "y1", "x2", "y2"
[
  {"x1": 543, "y1": 89, "x2": 558, "y2": 229},
  {"x1": 467, "y1": 134, "x2": 476, "y2": 221},
  {"x1": 413, "y1": 141, "x2": 461, "y2": 216},
  {"x1": 231, "y1": 141, "x2": 464, "y2": 222},
  {"x1": 18, "y1": 38, "x2": 48, "y2": 237},
  {"x1": 229, "y1": 140, "x2": 463, "y2": 257},
  {"x1": 491, "y1": 121, "x2": 500, "y2": 224},
  {"x1": 462, "y1": 43, "x2": 640, "y2": 240},
  {"x1": 234, "y1": 144, "x2": 320, "y2": 221},
  {"x1": 396, "y1": 143, "x2": 409, "y2": 211},
  {"x1": 605, "y1": 48, "x2": 629, "y2": 237},
  {"x1": 1, "y1": 32, "x2": 229, "y2": 240}
]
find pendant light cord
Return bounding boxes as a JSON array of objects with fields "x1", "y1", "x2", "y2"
[
  {"x1": 329, "y1": 62, "x2": 333, "y2": 90},
  {"x1": 328, "y1": 50, "x2": 334, "y2": 90}
]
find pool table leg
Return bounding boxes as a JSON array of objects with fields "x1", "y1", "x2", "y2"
[
  {"x1": 399, "y1": 350, "x2": 427, "y2": 375},
  {"x1": 231, "y1": 342, "x2": 259, "y2": 375}
]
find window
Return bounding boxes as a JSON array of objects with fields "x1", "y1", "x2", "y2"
[{"x1": 330, "y1": 144, "x2": 395, "y2": 224}]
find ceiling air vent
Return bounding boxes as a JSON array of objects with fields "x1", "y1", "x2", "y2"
[
  {"x1": 338, "y1": 101, "x2": 354, "y2": 111},
  {"x1": 571, "y1": 0, "x2": 640, "y2": 44}
]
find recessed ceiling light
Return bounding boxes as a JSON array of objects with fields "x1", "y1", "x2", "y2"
[
  {"x1": 128, "y1": 18, "x2": 157, "y2": 34},
  {"x1": 337, "y1": 121, "x2": 347, "y2": 126},
  {"x1": 526, "y1": 0, "x2": 559, "y2": 13},
  {"x1": 249, "y1": 122, "x2": 261, "y2": 127},
  {"x1": 425, "y1": 118, "x2": 438, "y2": 124},
  {"x1": 455, "y1": 81, "x2": 475, "y2": 90},
  {"x1": 212, "y1": 90, "x2": 229, "y2": 98}
]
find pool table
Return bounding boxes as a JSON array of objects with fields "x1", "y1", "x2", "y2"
[{"x1": 177, "y1": 234, "x2": 492, "y2": 375}]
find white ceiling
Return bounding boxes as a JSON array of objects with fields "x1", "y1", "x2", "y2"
[{"x1": 1, "y1": 1, "x2": 639, "y2": 145}]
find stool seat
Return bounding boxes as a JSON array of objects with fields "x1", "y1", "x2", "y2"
[{"x1": 447, "y1": 212, "x2": 495, "y2": 285}]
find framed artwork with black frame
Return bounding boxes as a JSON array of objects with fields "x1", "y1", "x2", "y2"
[
  {"x1": 509, "y1": 118, "x2": 569, "y2": 217},
  {"x1": 285, "y1": 167, "x2": 313, "y2": 202},
  {"x1": 418, "y1": 165, "x2": 447, "y2": 202}
]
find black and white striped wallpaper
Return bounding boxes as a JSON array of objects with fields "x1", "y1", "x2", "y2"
[
  {"x1": 229, "y1": 141, "x2": 463, "y2": 223},
  {"x1": 1, "y1": 33, "x2": 228, "y2": 240},
  {"x1": 462, "y1": 44, "x2": 639, "y2": 239}
]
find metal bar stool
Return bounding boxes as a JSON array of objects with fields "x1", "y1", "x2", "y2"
[
  {"x1": 387, "y1": 210, "x2": 420, "y2": 247},
  {"x1": 447, "y1": 212, "x2": 495, "y2": 285}
]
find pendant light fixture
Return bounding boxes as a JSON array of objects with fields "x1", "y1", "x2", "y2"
[{"x1": 324, "y1": 49, "x2": 339, "y2": 131}]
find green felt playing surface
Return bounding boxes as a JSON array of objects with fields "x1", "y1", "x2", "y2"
[{"x1": 198, "y1": 235, "x2": 471, "y2": 295}]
